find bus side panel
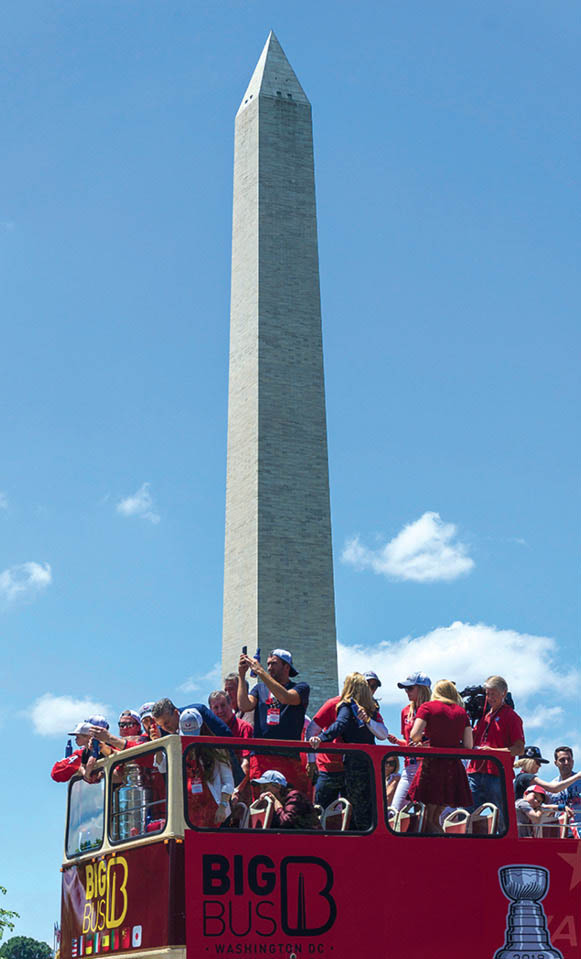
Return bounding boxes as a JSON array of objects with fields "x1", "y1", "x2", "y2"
[
  {"x1": 185, "y1": 831, "x2": 580, "y2": 958},
  {"x1": 61, "y1": 842, "x2": 173, "y2": 958}
]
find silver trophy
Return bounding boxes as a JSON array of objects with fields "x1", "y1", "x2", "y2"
[
  {"x1": 494, "y1": 866, "x2": 563, "y2": 959},
  {"x1": 113, "y1": 762, "x2": 153, "y2": 840}
]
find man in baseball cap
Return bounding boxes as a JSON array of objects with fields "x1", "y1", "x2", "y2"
[
  {"x1": 363, "y1": 671, "x2": 382, "y2": 694},
  {"x1": 179, "y1": 708, "x2": 204, "y2": 736},
  {"x1": 251, "y1": 769, "x2": 318, "y2": 830},
  {"x1": 237, "y1": 647, "x2": 310, "y2": 793}
]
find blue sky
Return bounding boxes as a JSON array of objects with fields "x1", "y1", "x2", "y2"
[{"x1": 1, "y1": 0, "x2": 579, "y2": 942}]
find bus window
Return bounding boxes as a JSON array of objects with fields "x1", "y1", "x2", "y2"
[
  {"x1": 183, "y1": 744, "x2": 375, "y2": 833},
  {"x1": 109, "y1": 750, "x2": 167, "y2": 842},
  {"x1": 384, "y1": 753, "x2": 507, "y2": 836},
  {"x1": 66, "y1": 776, "x2": 105, "y2": 858}
]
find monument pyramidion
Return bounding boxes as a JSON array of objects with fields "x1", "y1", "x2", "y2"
[{"x1": 222, "y1": 32, "x2": 338, "y2": 709}]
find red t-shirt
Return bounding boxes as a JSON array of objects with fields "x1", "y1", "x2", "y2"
[
  {"x1": 467, "y1": 705, "x2": 524, "y2": 777},
  {"x1": 227, "y1": 714, "x2": 253, "y2": 759},
  {"x1": 313, "y1": 696, "x2": 343, "y2": 773},
  {"x1": 415, "y1": 701, "x2": 470, "y2": 747},
  {"x1": 227, "y1": 715, "x2": 253, "y2": 739}
]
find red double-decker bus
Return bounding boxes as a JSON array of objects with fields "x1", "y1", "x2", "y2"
[{"x1": 60, "y1": 735, "x2": 579, "y2": 959}]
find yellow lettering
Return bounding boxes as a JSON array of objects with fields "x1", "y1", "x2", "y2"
[
  {"x1": 82, "y1": 903, "x2": 92, "y2": 934},
  {"x1": 90, "y1": 902, "x2": 98, "y2": 934},
  {"x1": 98, "y1": 860, "x2": 107, "y2": 898},
  {"x1": 106, "y1": 856, "x2": 128, "y2": 929},
  {"x1": 97, "y1": 899, "x2": 107, "y2": 932},
  {"x1": 85, "y1": 865, "x2": 94, "y2": 901}
]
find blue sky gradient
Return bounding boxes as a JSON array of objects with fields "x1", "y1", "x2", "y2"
[{"x1": 1, "y1": 0, "x2": 579, "y2": 941}]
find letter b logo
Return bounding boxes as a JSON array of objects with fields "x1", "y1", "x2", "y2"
[{"x1": 280, "y1": 857, "x2": 336, "y2": 937}]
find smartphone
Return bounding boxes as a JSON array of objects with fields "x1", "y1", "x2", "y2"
[
  {"x1": 242, "y1": 645, "x2": 247, "y2": 655},
  {"x1": 90, "y1": 738, "x2": 100, "y2": 759},
  {"x1": 250, "y1": 647, "x2": 260, "y2": 677}
]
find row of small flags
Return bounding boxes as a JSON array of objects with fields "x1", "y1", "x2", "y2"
[{"x1": 71, "y1": 927, "x2": 142, "y2": 957}]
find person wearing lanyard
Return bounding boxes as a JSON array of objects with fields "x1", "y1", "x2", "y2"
[
  {"x1": 387, "y1": 672, "x2": 432, "y2": 812},
  {"x1": 237, "y1": 648, "x2": 310, "y2": 794},
  {"x1": 181, "y1": 709, "x2": 234, "y2": 828},
  {"x1": 466, "y1": 675, "x2": 525, "y2": 830}
]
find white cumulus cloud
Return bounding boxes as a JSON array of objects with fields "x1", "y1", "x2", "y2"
[
  {"x1": 0, "y1": 561, "x2": 52, "y2": 603},
  {"x1": 337, "y1": 621, "x2": 579, "y2": 706},
  {"x1": 117, "y1": 482, "x2": 160, "y2": 524},
  {"x1": 521, "y1": 705, "x2": 564, "y2": 731},
  {"x1": 29, "y1": 693, "x2": 112, "y2": 736},
  {"x1": 342, "y1": 511, "x2": 474, "y2": 583},
  {"x1": 178, "y1": 662, "x2": 221, "y2": 695}
]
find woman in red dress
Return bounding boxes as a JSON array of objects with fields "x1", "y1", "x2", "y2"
[{"x1": 408, "y1": 680, "x2": 473, "y2": 833}]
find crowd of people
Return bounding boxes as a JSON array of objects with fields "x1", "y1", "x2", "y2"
[{"x1": 52, "y1": 647, "x2": 581, "y2": 837}]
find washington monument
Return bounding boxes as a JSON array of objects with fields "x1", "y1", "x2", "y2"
[{"x1": 222, "y1": 33, "x2": 338, "y2": 709}]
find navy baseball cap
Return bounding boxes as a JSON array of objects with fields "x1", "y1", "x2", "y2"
[
  {"x1": 523, "y1": 746, "x2": 550, "y2": 764},
  {"x1": 397, "y1": 672, "x2": 431, "y2": 689}
]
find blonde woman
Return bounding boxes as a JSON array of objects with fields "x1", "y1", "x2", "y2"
[
  {"x1": 408, "y1": 679, "x2": 472, "y2": 833},
  {"x1": 387, "y1": 672, "x2": 432, "y2": 812},
  {"x1": 309, "y1": 672, "x2": 386, "y2": 829}
]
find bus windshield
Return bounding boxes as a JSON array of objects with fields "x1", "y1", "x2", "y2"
[{"x1": 66, "y1": 776, "x2": 105, "y2": 858}]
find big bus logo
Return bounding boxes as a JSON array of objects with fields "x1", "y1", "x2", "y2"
[
  {"x1": 202, "y1": 855, "x2": 337, "y2": 938},
  {"x1": 82, "y1": 856, "x2": 129, "y2": 933}
]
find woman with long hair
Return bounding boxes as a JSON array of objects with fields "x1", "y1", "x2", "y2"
[
  {"x1": 407, "y1": 679, "x2": 473, "y2": 833},
  {"x1": 309, "y1": 672, "x2": 387, "y2": 830},
  {"x1": 185, "y1": 739, "x2": 234, "y2": 827},
  {"x1": 181, "y1": 708, "x2": 234, "y2": 828},
  {"x1": 387, "y1": 672, "x2": 432, "y2": 812}
]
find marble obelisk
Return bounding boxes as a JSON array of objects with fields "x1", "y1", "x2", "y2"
[{"x1": 222, "y1": 32, "x2": 338, "y2": 709}]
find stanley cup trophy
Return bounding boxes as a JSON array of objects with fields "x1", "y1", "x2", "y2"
[{"x1": 494, "y1": 866, "x2": 563, "y2": 959}]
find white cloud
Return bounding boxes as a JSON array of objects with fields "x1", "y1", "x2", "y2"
[
  {"x1": 29, "y1": 693, "x2": 112, "y2": 736},
  {"x1": 342, "y1": 511, "x2": 474, "y2": 583},
  {"x1": 116, "y1": 482, "x2": 160, "y2": 524},
  {"x1": 337, "y1": 621, "x2": 579, "y2": 707},
  {"x1": 0, "y1": 492, "x2": 7, "y2": 510},
  {"x1": 178, "y1": 662, "x2": 221, "y2": 695},
  {"x1": 0, "y1": 561, "x2": 52, "y2": 603},
  {"x1": 522, "y1": 705, "x2": 564, "y2": 730}
]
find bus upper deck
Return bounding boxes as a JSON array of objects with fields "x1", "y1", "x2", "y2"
[{"x1": 60, "y1": 736, "x2": 580, "y2": 959}]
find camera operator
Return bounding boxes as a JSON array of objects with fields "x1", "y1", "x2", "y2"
[{"x1": 466, "y1": 675, "x2": 524, "y2": 830}]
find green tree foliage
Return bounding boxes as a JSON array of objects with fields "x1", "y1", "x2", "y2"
[
  {"x1": 0, "y1": 938, "x2": 52, "y2": 959},
  {"x1": 0, "y1": 889, "x2": 19, "y2": 943}
]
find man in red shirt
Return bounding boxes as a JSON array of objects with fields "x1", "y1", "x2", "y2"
[
  {"x1": 208, "y1": 690, "x2": 253, "y2": 741},
  {"x1": 467, "y1": 675, "x2": 525, "y2": 829}
]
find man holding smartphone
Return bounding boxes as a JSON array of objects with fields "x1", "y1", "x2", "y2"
[{"x1": 237, "y1": 648, "x2": 310, "y2": 793}]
